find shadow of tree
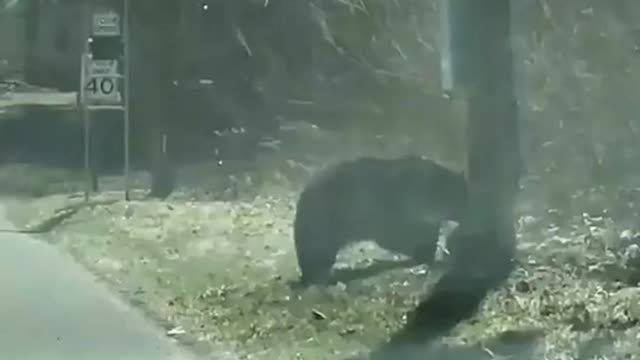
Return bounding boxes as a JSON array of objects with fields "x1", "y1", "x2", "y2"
[
  {"x1": 330, "y1": 259, "x2": 423, "y2": 284},
  {"x1": 289, "y1": 258, "x2": 427, "y2": 289},
  {"x1": 347, "y1": 329, "x2": 544, "y2": 360}
]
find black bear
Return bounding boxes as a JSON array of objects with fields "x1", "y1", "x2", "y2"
[{"x1": 293, "y1": 155, "x2": 468, "y2": 285}]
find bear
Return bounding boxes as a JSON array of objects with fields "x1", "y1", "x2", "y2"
[{"x1": 293, "y1": 155, "x2": 468, "y2": 285}]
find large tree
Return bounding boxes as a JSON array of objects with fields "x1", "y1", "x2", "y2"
[{"x1": 129, "y1": 0, "x2": 181, "y2": 199}]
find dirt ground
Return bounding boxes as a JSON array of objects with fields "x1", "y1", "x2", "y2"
[{"x1": 3, "y1": 155, "x2": 640, "y2": 359}]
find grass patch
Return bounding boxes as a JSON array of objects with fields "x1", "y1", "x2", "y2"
[{"x1": 3, "y1": 135, "x2": 640, "y2": 359}]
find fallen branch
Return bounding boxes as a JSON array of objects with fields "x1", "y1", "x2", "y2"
[{"x1": 0, "y1": 199, "x2": 118, "y2": 234}]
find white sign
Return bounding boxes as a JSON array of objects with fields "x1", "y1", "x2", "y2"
[
  {"x1": 92, "y1": 12, "x2": 120, "y2": 36},
  {"x1": 84, "y1": 59, "x2": 121, "y2": 104},
  {"x1": 439, "y1": 0, "x2": 454, "y2": 92}
]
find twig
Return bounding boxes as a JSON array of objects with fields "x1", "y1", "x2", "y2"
[{"x1": 0, "y1": 199, "x2": 118, "y2": 234}]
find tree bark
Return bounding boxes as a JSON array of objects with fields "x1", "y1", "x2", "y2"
[
  {"x1": 370, "y1": 1, "x2": 522, "y2": 358},
  {"x1": 129, "y1": 0, "x2": 180, "y2": 199}
]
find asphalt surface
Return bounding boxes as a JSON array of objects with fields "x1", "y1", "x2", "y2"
[{"x1": 0, "y1": 202, "x2": 201, "y2": 360}]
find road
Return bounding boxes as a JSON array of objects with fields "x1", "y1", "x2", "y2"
[{"x1": 0, "y1": 202, "x2": 202, "y2": 360}]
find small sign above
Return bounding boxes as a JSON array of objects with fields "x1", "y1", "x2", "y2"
[{"x1": 92, "y1": 11, "x2": 120, "y2": 37}]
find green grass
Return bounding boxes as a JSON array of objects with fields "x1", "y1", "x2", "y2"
[
  {"x1": 6, "y1": 177, "x2": 640, "y2": 359},
  {"x1": 3, "y1": 129, "x2": 640, "y2": 359}
]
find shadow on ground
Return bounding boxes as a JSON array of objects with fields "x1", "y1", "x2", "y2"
[
  {"x1": 289, "y1": 259, "x2": 422, "y2": 289},
  {"x1": 348, "y1": 329, "x2": 544, "y2": 360}
]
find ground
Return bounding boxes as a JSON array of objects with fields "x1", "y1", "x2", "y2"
[{"x1": 2, "y1": 137, "x2": 640, "y2": 359}]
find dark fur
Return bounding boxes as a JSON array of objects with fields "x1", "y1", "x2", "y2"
[{"x1": 293, "y1": 156, "x2": 467, "y2": 285}]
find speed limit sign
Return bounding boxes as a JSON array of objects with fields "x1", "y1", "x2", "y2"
[
  {"x1": 84, "y1": 58, "x2": 122, "y2": 104},
  {"x1": 80, "y1": 4, "x2": 132, "y2": 202}
]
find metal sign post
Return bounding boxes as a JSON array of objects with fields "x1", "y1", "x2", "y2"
[
  {"x1": 123, "y1": 0, "x2": 131, "y2": 201},
  {"x1": 79, "y1": 1, "x2": 130, "y2": 201},
  {"x1": 80, "y1": 1, "x2": 92, "y2": 203}
]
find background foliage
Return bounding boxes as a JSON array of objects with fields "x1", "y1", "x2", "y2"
[{"x1": 204, "y1": 0, "x2": 640, "y2": 220}]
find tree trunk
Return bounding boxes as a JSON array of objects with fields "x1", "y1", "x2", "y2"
[
  {"x1": 371, "y1": 1, "x2": 522, "y2": 357},
  {"x1": 23, "y1": 0, "x2": 40, "y2": 86},
  {"x1": 129, "y1": 0, "x2": 180, "y2": 199}
]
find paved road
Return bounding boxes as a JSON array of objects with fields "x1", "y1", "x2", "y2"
[{"x1": 0, "y1": 203, "x2": 201, "y2": 360}]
